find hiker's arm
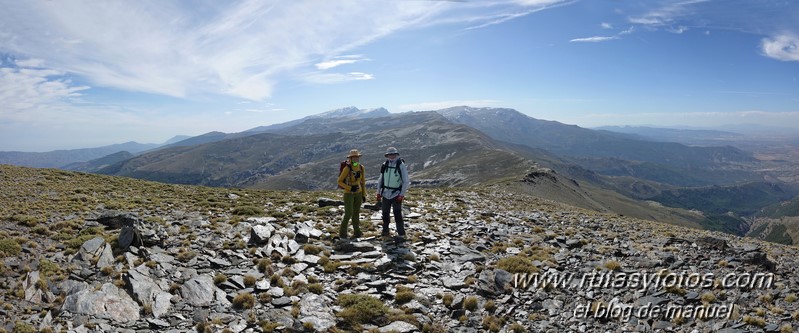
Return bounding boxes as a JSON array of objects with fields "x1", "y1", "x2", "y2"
[
  {"x1": 376, "y1": 170, "x2": 383, "y2": 195},
  {"x1": 400, "y1": 162, "x2": 410, "y2": 196},
  {"x1": 337, "y1": 168, "x2": 348, "y2": 190},
  {"x1": 360, "y1": 166, "x2": 367, "y2": 196}
]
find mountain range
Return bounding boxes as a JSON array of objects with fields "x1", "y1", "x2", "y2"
[{"x1": 3, "y1": 106, "x2": 798, "y2": 244}]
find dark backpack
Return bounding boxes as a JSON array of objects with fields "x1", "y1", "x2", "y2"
[
  {"x1": 380, "y1": 158, "x2": 405, "y2": 190},
  {"x1": 337, "y1": 160, "x2": 351, "y2": 189}
]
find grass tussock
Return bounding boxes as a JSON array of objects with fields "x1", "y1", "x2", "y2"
[{"x1": 336, "y1": 294, "x2": 388, "y2": 329}]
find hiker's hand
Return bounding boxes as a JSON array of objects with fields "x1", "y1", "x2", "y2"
[
  {"x1": 396, "y1": 195, "x2": 404, "y2": 203},
  {"x1": 376, "y1": 194, "x2": 382, "y2": 202},
  {"x1": 362, "y1": 195, "x2": 366, "y2": 203},
  {"x1": 350, "y1": 185, "x2": 359, "y2": 192}
]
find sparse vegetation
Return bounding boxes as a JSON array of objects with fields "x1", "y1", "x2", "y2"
[
  {"x1": 232, "y1": 292, "x2": 256, "y2": 309},
  {"x1": 1, "y1": 162, "x2": 799, "y2": 332},
  {"x1": 0, "y1": 239, "x2": 22, "y2": 258},
  {"x1": 336, "y1": 294, "x2": 388, "y2": 329},
  {"x1": 464, "y1": 296, "x2": 478, "y2": 311},
  {"x1": 395, "y1": 285, "x2": 415, "y2": 304},
  {"x1": 232, "y1": 206, "x2": 265, "y2": 216},
  {"x1": 481, "y1": 315, "x2": 504, "y2": 332},
  {"x1": 603, "y1": 260, "x2": 622, "y2": 271},
  {"x1": 495, "y1": 255, "x2": 538, "y2": 274},
  {"x1": 743, "y1": 315, "x2": 766, "y2": 327},
  {"x1": 442, "y1": 293, "x2": 454, "y2": 307},
  {"x1": 243, "y1": 275, "x2": 257, "y2": 287}
]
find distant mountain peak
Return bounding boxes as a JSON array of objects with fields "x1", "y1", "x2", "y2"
[
  {"x1": 436, "y1": 106, "x2": 530, "y2": 122},
  {"x1": 313, "y1": 106, "x2": 390, "y2": 119}
]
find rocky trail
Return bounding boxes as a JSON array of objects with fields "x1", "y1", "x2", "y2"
[{"x1": 1, "y1": 165, "x2": 798, "y2": 333}]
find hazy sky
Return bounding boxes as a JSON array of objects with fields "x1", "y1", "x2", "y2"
[{"x1": 1, "y1": 0, "x2": 798, "y2": 151}]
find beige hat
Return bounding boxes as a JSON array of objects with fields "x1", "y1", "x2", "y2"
[{"x1": 347, "y1": 149, "x2": 362, "y2": 158}]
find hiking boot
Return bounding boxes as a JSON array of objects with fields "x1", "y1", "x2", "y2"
[
  {"x1": 393, "y1": 235, "x2": 406, "y2": 243},
  {"x1": 381, "y1": 230, "x2": 390, "y2": 237},
  {"x1": 334, "y1": 238, "x2": 351, "y2": 251},
  {"x1": 353, "y1": 231, "x2": 363, "y2": 239}
]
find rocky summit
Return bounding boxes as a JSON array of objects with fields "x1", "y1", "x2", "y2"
[{"x1": 1, "y1": 165, "x2": 799, "y2": 333}]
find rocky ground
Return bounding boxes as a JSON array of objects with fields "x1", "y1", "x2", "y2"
[{"x1": 1, "y1": 164, "x2": 799, "y2": 333}]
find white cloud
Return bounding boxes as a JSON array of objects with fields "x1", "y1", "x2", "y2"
[
  {"x1": 0, "y1": 60, "x2": 89, "y2": 111},
  {"x1": 570, "y1": 36, "x2": 618, "y2": 43},
  {"x1": 628, "y1": 0, "x2": 710, "y2": 27},
  {"x1": 315, "y1": 55, "x2": 368, "y2": 70},
  {"x1": 619, "y1": 26, "x2": 635, "y2": 35},
  {"x1": 0, "y1": 1, "x2": 568, "y2": 102},
  {"x1": 0, "y1": 1, "x2": 440, "y2": 101},
  {"x1": 316, "y1": 60, "x2": 358, "y2": 70},
  {"x1": 464, "y1": 1, "x2": 572, "y2": 31},
  {"x1": 299, "y1": 72, "x2": 375, "y2": 84},
  {"x1": 761, "y1": 34, "x2": 799, "y2": 62},
  {"x1": 397, "y1": 100, "x2": 502, "y2": 111},
  {"x1": 669, "y1": 26, "x2": 688, "y2": 34},
  {"x1": 601, "y1": 22, "x2": 613, "y2": 29},
  {"x1": 513, "y1": 0, "x2": 566, "y2": 5}
]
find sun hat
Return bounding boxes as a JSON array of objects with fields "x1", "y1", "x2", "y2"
[
  {"x1": 347, "y1": 149, "x2": 362, "y2": 158},
  {"x1": 384, "y1": 147, "x2": 399, "y2": 156}
]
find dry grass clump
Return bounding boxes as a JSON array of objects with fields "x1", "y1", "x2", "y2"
[
  {"x1": 481, "y1": 315, "x2": 504, "y2": 332},
  {"x1": 232, "y1": 292, "x2": 256, "y2": 309},
  {"x1": 395, "y1": 285, "x2": 415, "y2": 304},
  {"x1": 603, "y1": 260, "x2": 622, "y2": 271},
  {"x1": 742, "y1": 315, "x2": 766, "y2": 327},
  {"x1": 495, "y1": 255, "x2": 538, "y2": 274},
  {"x1": 464, "y1": 296, "x2": 479, "y2": 311},
  {"x1": 0, "y1": 239, "x2": 22, "y2": 258},
  {"x1": 336, "y1": 294, "x2": 388, "y2": 329}
]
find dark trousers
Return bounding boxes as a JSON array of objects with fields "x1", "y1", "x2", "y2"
[{"x1": 381, "y1": 197, "x2": 405, "y2": 236}]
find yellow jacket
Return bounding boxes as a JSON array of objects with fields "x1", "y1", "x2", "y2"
[{"x1": 337, "y1": 163, "x2": 366, "y2": 196}]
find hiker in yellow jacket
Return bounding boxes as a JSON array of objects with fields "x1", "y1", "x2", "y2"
[{"x1": 337, "y1": 149, "x2": 367, "y2": 240}]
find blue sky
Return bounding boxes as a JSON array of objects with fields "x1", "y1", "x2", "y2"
[{"x1": 1, "y1": 0, "x2": 798, "y2": 151}]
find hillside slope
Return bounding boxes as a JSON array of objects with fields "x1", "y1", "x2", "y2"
[
  {"x1": 99, "y1": 112, "x2": 538, "y2": 190},
  {"x1": 437, "y1": 106, "x2": 759, "y2": 186},
  {"x1": 0, "y1": 141, "x2": 158, "y2": 168}
]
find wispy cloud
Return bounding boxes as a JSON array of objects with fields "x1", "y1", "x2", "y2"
[
  {"x1": 460, "y1": 0, "x2": 573, "y2": 31},
  {"x1": 397, "y1": 99, "x2": 502, "y2": 111},
  {"x1": 315, "y1": 55, "x2": 368, "y2": 70},
  {"x1": 571, "y1": 25, "x2": 632, "y2": 43},
  {"x1": 0, "y1": 0, "x2": 568, "y2": 102},
  {"x1": 570, "y1": 36, "x2": 618, "y2": 43},
  {"x1": 628, "y1": 0, "x2": 710, "y2": 27},
  {"x1": 0, "y1": 59, "x2": 89, "y2": 111},
  {"x1": 761, "y1": 34, "x2": 799, "y2": 62},
  {"x1": 298, "y1": 72, "x2": 375, "y2": 84}
]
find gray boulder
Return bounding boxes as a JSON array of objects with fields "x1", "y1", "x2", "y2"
[
  {"x1": 124, "y1": 269, "x2": 172, "y2": 318},
  {"x1": 180, "y1": 275, "x2": 231, "y2": 307},
  {"x1": 250, "y1": 224, "x2": 276, "y2": 245},
  {"x1": 62, "y1": 283, "x2": 140, "y2": 323},
  {"x1": 299, "y1": 293, "x2": 335, "y2": 331}
]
